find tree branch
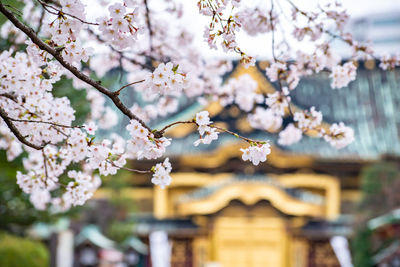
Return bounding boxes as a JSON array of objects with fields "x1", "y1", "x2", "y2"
[
  {"x1": 0, "y1": 93, "x2": 18, "y2": 102},
  {"x1": 6, "y1": 117, "x2": 83, "y2": 129},
  {"x1": 143, "y1": 0, "x2": 153, "y2": 53},
  {"x1": 0, "y1": 106, "x2": 46, "y2": 150},
  {"x1": 0, "y1": 2, "x2": 152, "y2": 132}
]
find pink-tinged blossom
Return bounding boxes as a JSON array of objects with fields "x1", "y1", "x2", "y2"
[
  {"x1": 248, "y1": 107, "x2": 283, "y2": 132},
  {"x1": 30, "y1": 189, "x2": 51, "y2": 210},
  {"x1": 324, "y1": 122, "x2": 354, "y2": 149},
  {"x1": 233, "y1": 75, "x2": 263, "y2": 112},
  {"x1": 278, "y1": 124, "x2": 303, "y2": 146},
  {"x1": 294, "y1": 107, "x2": 322, "y2": 130},
  {"x1": 83, "y1": 121, "x2": 97, "y2": 135},
  {"x1": 62, "y1": 171, "x2": 101, "y2": 207},
  {"x1": 151, "y1": 158, "x2": 172, "y2": 189},
  {"x1": 140, "y1": 62, "x2": 187, "y2": 99},
  {"x1": 108, "y1": 3, "x2": 126, "y2": 19},
  {"x1": 265, "y1": 91, "x2": 290, "y2": 116},
  {"x1": 330, "y1": 62, "x2": 357, "y2": 89},
  {"x1": 266, "y1": 62, "x2": 286, "y2": 82},
  {"x1": 196, "y1": 111, "x2": 211, "y2": 126},
  {"x1": 194, "y1": 127, "x2": 219, "y2": 146},
  {"x1": 126, "y1": 120, "x2": 170, "y2": 160},
  {"x1": 240, "y1": 143, "x2": 271, "y2": 166}
]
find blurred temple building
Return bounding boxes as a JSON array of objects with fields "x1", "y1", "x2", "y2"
[{"x1": 91, "y1": 59, "x2": 400, "y2": 267}]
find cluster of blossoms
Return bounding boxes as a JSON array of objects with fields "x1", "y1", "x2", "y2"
[
  {"x1": 97, "y1": 2, "x2": 142, "y2": 50},
  {"x1": 278, "y1": 124, "x2": 303, "y2": 146},
  {"x1": 247, "y1": 87, "x2": 290, "y2": 134},
  {"x1": 43, "y1": 0, "x2": 93, "y2": 66},
  {"x1": 2, "y1": 0, "x2": 398, "y2": 213},
  {"x1": 64, "y1": 170, "x2": 101, "y2": 207},
  {"x1": 324, "y1": 122, "x2": 355, "y2": 149},
  {"x1": 215, "y1": 74, "x2": 263, "y2": 112},
  {"x1": 126, "y1": 120, "x2": 171, "y2": 160},
  {"x1": 140, "y1": 62, "x2": 187, "y2": 100},
  {"x1": 199, "y1": 0, "x2": 255, "y2": 67},
  {"x1": 151, "y1": 158, "x2": 172, "y2": 189},
  {"x1": 240, "y1": 143, "x2": 271, "y2": 166},
  {"x1": 330, "y1": 62, "x2": 357, "y2": 89},
  {"x1": 193, "y1": 111, "x2": 219, "y2": 146},
  {"x1": 294, "y1": 107, "x2": 323, "y2": 130}
]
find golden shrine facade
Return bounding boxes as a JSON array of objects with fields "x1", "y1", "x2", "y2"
[{"x1": 149, "y1": 172, "x2": 343, "y2": 267}]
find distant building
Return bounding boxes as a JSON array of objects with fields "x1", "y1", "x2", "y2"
[
  {"x1": 94, "y1": 61, "x2": 400, "y2": 267},
  {"x1": 336, "y1": 12, "x2": 400, "y2": 57}
]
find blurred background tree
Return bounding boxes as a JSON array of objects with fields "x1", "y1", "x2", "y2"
[
  {"x1": 0, "y1": 232, "x2": 49, "y2": 267},
  {"x1": 352, "y1": 161, "x2": 400, "y2": 267}
]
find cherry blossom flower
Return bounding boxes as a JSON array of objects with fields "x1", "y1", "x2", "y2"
[
  {"x1": 294, "y1": 107, "x2": 323, "y2": 130},
  {"x1": 240, "y1": 143, "x2": 271, "y2": 166},
  {"x1": 248, "y1": 107, "x2": 283, "y2": 132},
  {"x1": 330, "y1": 62, "x2": 357, "y2": 89},
  {"x1": 151, "y1": 158, "x2": 172, "y2": 189},
  {"x1": 194, "y1": 127, "x2": 219, "y2": 146},
  {"x1": 278, "y1": 124, "x2": 303, "y2": 146},
  {"x1": 83, "y1": 121, "x2": 97, "y2": 135},
  {"x1": 324, "y1": 122, "x2": 355, "y2": 149}
]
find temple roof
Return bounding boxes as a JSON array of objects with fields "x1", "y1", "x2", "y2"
[
  {"x1": 75, "y1": 225, "x2": 115, "y2": 249},
  {"x1": 122, "y1": 236, "x2": 149, "y2": 254},
  {"x1": 158, "y1": 62, "x2": 400, "y2": 161},
  {"x1": 178, "y1": 175, "x2": 323, "y2": 205}
]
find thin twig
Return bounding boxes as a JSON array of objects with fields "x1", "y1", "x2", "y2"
[
  {"x1": 37, "y1": 0, "x2": 99, "y2": 25},
  {"x1": 42, "y1": 150, "x2": 49, "y2": 181},
  {"x1": 7, "y1": 117, "x2": 83, "y2": 129},
  {"x1": 114, "y1": 79, "x2": 145, "y2": 96},
  {"x1": 36, "y1": 7, "x2": 45, "y2": 34},
  {"x1": 143, "y1": 0, "x2": 153, "y2": 52},
  {"x1": 86, "y1": 28, "x2": 154, "y2": 70},
  {"x1": 210, "y1": 124, "x2": 266, "y2": 144},
  {"x1": 108, "y1": 160, "x2": 152, "y2": 174},
  {"x1": 270, "y1": 0, "x2": 277, "y2": 62},
  {"x1": 154, "y1": 120, "x2": 195, "y2": 137}
]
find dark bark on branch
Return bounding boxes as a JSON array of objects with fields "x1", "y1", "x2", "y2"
[
  {"x1": 0, "y1": 106, "x2": 46, "y2": 150},
  {"x1": 0, "y1": 2, "x2": 152, "y2": 132},
  {"x1": 0, "y1": 93, "x2": 18, "y2": 102},
  {"x1": 143, "y1": 0, "x2": 153, "y2": 52}
]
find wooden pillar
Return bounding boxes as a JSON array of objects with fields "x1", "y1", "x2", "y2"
[{"x1": 154, "y1": 186, "x2": 168, "y2": 219}]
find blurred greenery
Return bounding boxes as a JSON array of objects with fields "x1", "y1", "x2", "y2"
[
  {"x1": 358, "y1": 162, "x2": 400, "y2": 218},
  {"x1": 352, "y1": 162, "x2": 400, "y2": 267},
  {"x1": 0, "y1": 232, "x2": 49, "y2": 267},
  {"x1": 108, "y1": 221, "x2": 136, "y2": 243},
  {"x1": 0, "y1": 1, "x2": 24, "y2": 24},
  {"x1": 352, "y1": 228, "x2": 373, "y2": 267},
  {"x1": 0, "y1": 151, "x2": 55, "y2": 233}
]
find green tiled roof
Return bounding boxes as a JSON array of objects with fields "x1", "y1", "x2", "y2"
[
  {"x1": 164, "y1": 63, "x2": 400, "y2": 160},
  {"x1": 178, "y1": 174, "x2": 324, "y2": 205},
  {"x1": 75, "y1": 225, "x2": 115, "y2": 249}
]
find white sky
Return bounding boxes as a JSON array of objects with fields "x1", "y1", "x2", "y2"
[
  {"x1": 178, "y1": 0, "x2": 400, "y2": 59},
  {"x1": 83, "y1": 0, "x2": 400, "y2": 59}
]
